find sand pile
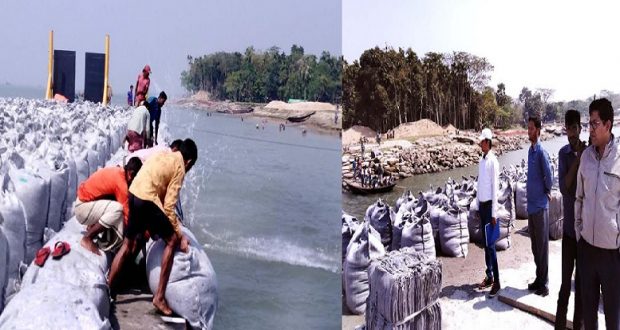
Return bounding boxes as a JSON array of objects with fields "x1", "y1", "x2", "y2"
[
  {"x1": 444, "y1": 124, "x2": 457, "y2": 134},
  {"x1": 264, "y1": 101, "x2": 336, "y2": 112},
  {"x1": 393, "y1": 119, "x2": 445, "y2": 139},
  {"x1": 191, "y1": 91, "x2": 211, "y2": 102},
  {"x1": 342, "y1": 126, "x2": 377, "y2": 146}
]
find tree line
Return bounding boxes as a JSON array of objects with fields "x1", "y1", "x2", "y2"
[
  {"x1": 181, "y1": 45, "x2": 342, "y2": 104},
  {"x1": 343, "y1": 47, "x2": 618, "y2": 132}
]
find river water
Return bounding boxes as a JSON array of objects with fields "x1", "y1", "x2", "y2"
[
  {"x1": 0, "y1": 86, "x2": 343, "y2": 329},
  {"x1": 343, "y1": 129, "x2": 618, "y2": 218},
  {"x1": 162, "y1": 106, "x2": 342, "y2": 329}
]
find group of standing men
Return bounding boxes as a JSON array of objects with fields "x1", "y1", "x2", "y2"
[{"x1": 475, "y1": 98, "x2": 620, "y2": 330}]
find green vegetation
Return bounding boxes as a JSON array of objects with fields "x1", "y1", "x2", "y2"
[
  {"x1": 181, "y1": 45, "x2": 342, "y2": 104},
  {"x1": 343, "y1": 47, "x2": 620, "y2": 132}
]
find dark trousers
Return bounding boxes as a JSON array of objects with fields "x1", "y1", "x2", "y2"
[
  {"x1": 555, "y1": 235, "x2": 582, "y2": 330},
  {"x1": 528, "y1": 209, "x2": 549, "y2": 289},
  {"x1": 577, "y1": 239, "x2": 620, "y2": 330},
  {"x1": 479, "y1": 201, "x2": 499, "y2": 283}
]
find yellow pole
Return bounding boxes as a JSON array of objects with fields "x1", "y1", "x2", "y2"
[
  {"x1": 45, "y1": 30, "x2": 54, "y2": 99},
  {"x1": 102, "y1": 34, "x2": 110, "y2": 106}
]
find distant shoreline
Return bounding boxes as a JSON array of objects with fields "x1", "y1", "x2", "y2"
[{"x1": 173, "y1": 96, "x2": 342, "y2": 135}]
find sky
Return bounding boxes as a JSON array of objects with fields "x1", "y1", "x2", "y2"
[
  {"x1": 0, "y1": 0, "x2": 341, "y2": 98},
  {"x1": 343, "y1": 0, "x2": 620, "y2": 102}
]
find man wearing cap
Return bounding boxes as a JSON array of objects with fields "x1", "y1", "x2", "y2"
[
  {"x1": 134, "y1": 65, "x2": 151, "y2": 106},
  {"x1": 476, "y1": 128, "x2": 501, "y2": 297},
  {"x1": 526, "y1": 116, "x2": 553, "y2": 297}
]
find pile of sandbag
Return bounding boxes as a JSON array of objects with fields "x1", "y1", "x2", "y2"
[
  {"x1": 468, "y1": 178, "x2": 515, "y2": 251},
  {"x1": 8, "y1": 167, "x2": 50, "y2": 263},
  {"x1": 365, "y1": 199, "x2": 392, "y2": 250},
  {"x1": 0, "y1": 281, "x2": 110, "y2": 330},
  {"x1": 510, "y1": 158, "x2": 565, "y2": 240},
  {"x1": 548, "y1": 189, "x2": 563, "y2": 240},
  {"x1": 343, "y1": 221, "x2": 386, "y2": 314},
  {"x1": 515, "y1": 181, "x2": 528, "y2": 219},
  {"x1": 342, "y1": 212, "x2": 362, "y2": 263},
  {"x1": 0, "y1": 191, "x2": 27, "y2": 305},
  {"x1": 393, "y1": 190, "x2": 415, "y2": 214},
  {"x1": 495, "y1": 216, "x2": 513, "y2": 251},
  {"x1": 366, "y1": 248, "x2": 442, "y2": 330},
  {"x1": 395, "y1": 200, "x2": 435, "y2": 259},
  {"x1": 0, "y1": 219, "x2": 8, "y2": 314},
  {"x1": 428, "y1": 206, "x2": 443, "y2": 243},
  {"x1": 438, "y1": 203, "x2": 469, "y2": 257},
  {"x1": 146, "y1": 227, "x2": 218, "y2": 330},
  {"x1": 0, "y1": 98, "x2": 130, "y2": 264},
  {"x1": 467, "y1": 199, "x2": 482, "y2": 243},
  {"x1": 0, "y1": 218, "x2": 111, "y2": 328}
]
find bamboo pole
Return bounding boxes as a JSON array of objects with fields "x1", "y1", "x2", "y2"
[
  {"x1": 45, "y1": 30, "x2": 54, "y2": 99},
  {"x1": 102, "y1": 34, "x2": 110, "y2": 105}
]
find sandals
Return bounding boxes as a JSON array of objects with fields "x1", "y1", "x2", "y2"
[
  {"x1": 34, "y1": 246, "x2": 51, "y2": 267},
  {"x1": 34, "y1": 241, "x2": 71, "y2": 267},
  {"x1": 52, "y1": 241, "x2": 71, "y2": 259}
]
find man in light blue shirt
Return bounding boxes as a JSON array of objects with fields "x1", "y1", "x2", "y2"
[
  {"x1": 526, "y1": 115, "x2": 552, "y2": 297},
  {"x1": 575, "y1": 98, "x2": 620, "y2": 329}
]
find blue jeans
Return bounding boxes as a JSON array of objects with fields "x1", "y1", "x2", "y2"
[{"x1": 479, "y1": 201, "x2": 499, "y2": 283}]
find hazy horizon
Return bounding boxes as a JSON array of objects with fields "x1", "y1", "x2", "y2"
[{"x1": 0, "y1": 0, "x2": 341, "y2": 99}]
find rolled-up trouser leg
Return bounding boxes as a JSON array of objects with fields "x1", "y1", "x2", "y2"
[{"x1": 74, "y1": 199, "x2": 124, "y2": 251}]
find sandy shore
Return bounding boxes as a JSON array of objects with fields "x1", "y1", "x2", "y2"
[{"x1": 173, "y1": 96, "x2": 342, "y2": 134}]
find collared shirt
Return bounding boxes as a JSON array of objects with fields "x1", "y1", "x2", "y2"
[
  {"x1": 127, "y1": 106, "x2": 151, "y2": 137},
  {"x1": 77, "y1": 167, "x2": 130, "y2": 225},
  {"x1": 558, "y1": 144, "x2": 578, "y2": 238},
  {"x1": 145, "y1": 96, "x2": 161, "y2": 124},
  {"x1": 129, "y1": 151, "x2": 185, "y2": 235},
  {"x1": 527, "y1": 142, "x2": 552, "y2": 214},
  {"x1": 575, "y1": 135, "x2": 620, "y2": 249},
  {"x1": 477, "y1": 149, "x2": 499, "y2": 218}
]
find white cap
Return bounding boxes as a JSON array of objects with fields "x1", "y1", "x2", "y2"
[{"x1": 478, "y1": 128, "x2": 493, "y2": 141}]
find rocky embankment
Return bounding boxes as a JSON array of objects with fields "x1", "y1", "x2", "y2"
[{"x1": 342, "y1": 129, "x2": 556, "y2": 187}]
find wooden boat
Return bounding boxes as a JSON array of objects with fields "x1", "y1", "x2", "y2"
[
  {"x1": 287, "y1": 111, "x2": 316, "y2": 122},
  {"x1": 345, "y1": 180, "x2": 396, "y2": 195},
  {"x1": 216, "y1": 107, "x2": 254, "y2": 114}
]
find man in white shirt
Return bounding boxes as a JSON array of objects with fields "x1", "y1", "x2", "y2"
[
  {"x1": 476, "y1": 128, "x2": 501, "y2": 297},
  {"x1": 125, "y1": 105, "x2": 151, "y2": 152}
]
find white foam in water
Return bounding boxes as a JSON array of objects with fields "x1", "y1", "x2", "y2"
[{"x1": 203, "y1": 233, "x2": 339, "y2": 273}]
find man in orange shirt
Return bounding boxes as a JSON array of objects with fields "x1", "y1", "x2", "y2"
[
  {"x1": 108, "y1": 138, "x2": 197, "y2": 316},
  {"x1": 134, "y1": 65, "x2": 151, "y2": 106},
  {"x1": 74, "y1": 158, "x2": 143, "y2": 255}
]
